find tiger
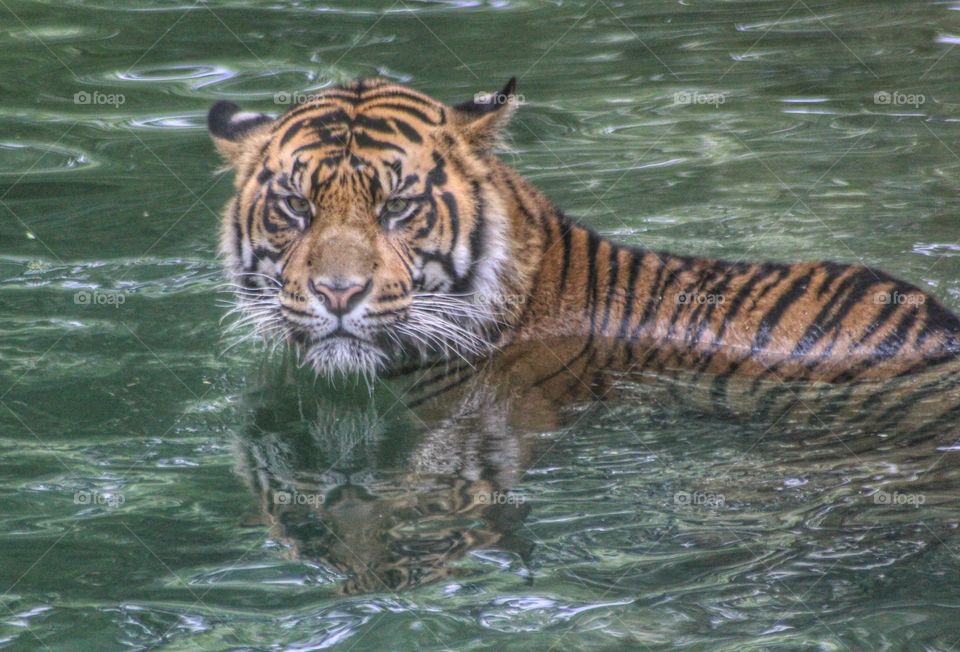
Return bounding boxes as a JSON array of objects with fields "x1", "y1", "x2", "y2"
[{"x1": 208, "y1": 77, "x2": 960, "y2": 414}]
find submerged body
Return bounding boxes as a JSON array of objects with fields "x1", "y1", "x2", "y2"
[{"x1": 208, "y1": 78, "x2": 960, "y2": 395}]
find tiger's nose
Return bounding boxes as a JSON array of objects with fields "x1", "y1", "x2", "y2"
[{"x1": 308, "y1": 278, "x2": 371, "y2": 316}]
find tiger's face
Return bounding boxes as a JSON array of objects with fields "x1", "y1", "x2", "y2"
[{"x1": 209, "y1": 78, "x2": 522, "y2": 378}]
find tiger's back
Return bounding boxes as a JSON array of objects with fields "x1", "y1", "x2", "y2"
[{"x1": 516, "y1": 211, "x2": 960, "y2": 383}]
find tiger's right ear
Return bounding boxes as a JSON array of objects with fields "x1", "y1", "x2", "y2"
[{"x1": 207, "y1": 101, "x2": 274, "y2": 168}]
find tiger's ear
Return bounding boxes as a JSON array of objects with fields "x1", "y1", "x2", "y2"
[
  {"x1": 207, "y1": 101, "x2": 274, "y2": 168},
  {"x1": 451, "y1": 77, "x2": 518, "y2": 151}
]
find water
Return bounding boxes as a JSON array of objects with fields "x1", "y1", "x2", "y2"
[{"x1": 3, "y1": 0, "x2": 960, "y2": 649}]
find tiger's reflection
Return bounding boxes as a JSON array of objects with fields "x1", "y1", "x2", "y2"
[
  {"x1": 232, "y1": 364, "x2": 536, "y2": 595},
  {"x1": 231, "y1": 341, "x2": 960, "y2": 595}
]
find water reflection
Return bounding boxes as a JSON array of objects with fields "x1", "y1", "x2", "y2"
[
  {"x1": 233, "y1": 360, "x2": 536, "y2": 594},
  {"x1": 231, "y1": 337, "x2": 960, "y2": 596}
]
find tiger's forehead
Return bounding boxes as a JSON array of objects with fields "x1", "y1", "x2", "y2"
[
  {"x1": 270, "y1": 81, "x2": 448, "y2": 156},
  {"x1": 260, "y1": 83, "x2": 450, "y2": 198}
]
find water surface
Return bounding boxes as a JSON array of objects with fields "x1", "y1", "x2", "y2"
[{"x1": 3, "y1": 1, "x2": 960, "y2": 649}]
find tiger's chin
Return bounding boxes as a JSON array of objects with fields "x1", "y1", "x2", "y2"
[{"x1": 300, "y1": 336, "x2": 390, "y2": 380}]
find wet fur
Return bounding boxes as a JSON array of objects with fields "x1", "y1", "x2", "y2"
[{"x1": 210, "y1": 78, "x2": 960, "y2": 389}]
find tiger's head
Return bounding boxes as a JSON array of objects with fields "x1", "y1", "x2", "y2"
[{"x1": 209, "y1": 78, "x2": 533, "y2": 378}]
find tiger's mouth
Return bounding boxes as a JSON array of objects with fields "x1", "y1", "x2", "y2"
[
  {"x1": 227, "y1": 282, "x2": 497, "y2": 379},
  {"x1": 297, "y1": 331, "x2": 391, "y2": 379},
  {"x1": 285, "y1": 322, "x2": 391, "y2": 378}
]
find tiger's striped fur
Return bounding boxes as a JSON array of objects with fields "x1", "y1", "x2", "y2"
[{"x1": 209, "y1": 78, "x2": 960, "y2": 393}]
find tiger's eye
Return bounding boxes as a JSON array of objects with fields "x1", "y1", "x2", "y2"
[
  {"x1": 384, "y1": 198, "x2": 409, "y2": 214},
  {"x1": 285, "y1": 196, "x2": 310, "y2": 215}
]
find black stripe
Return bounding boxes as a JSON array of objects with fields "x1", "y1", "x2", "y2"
[
  {"x1": 566, "y1": 348, "x2": 599, "y2": 395},
  {"x1": 851, "y1": 291, "x2": 902, "y2": 349},
  {"x1": 585, "y1": 231, "x2": 601, "y2": 334},
  {"x1": 360, "y1": 102, "x2": 441, "y2": 127},
  {"x1": 392, "y1": 118, "x2": 423, "y2": 143},
  {"x1": 616, "y1": 251, "x2": 644, "y2": 340},
  {"x1": 558, "y1": 220, "x2": 575, "y2": 292},
  {"x1": 597, "y1": 246, "x2": 621, "y2": 336},
  {"x1": 688, "y1": 262, "x2": 746, "y2": 346},
  {"x1": 256, "y1": 167, "x2": 273, "y2": 184},
  {"x1": 503, "y1": 176, "x2": 542, "y2": 228},
  {"x1": 801, "y1": 271, "x2": 880, "y2": 367},
  {"x1": 359, "y1": 88, "x2": 439, "y2": 109},
  {"x1": 716, "y1": 264, "x2": 783, "y2": 339},
  {"x1": 752, "y1": 270, "x2": 815, "y2": 352},
  {"x1": 427, "y1": 151, "x2": 447, "y2": 186},
  {"x1": 230, "y1": 200, "x2": 243, "y2": 267},
  {"x1": 832, "y1": 307, "x2": 919, "y2": 382},
  {"x1": 663, "y1": 275, "x2": 704, "y2": 343},
  {"x1": 352, "y1": 131, "x2": 406, "y2": 153},
  {"x1": 413, "y1": 201, "x2": 439, "y2": 239},
  {"x1": 252, "y1": 245, "x2": 282, "y2": 263},
  {"x1": 872, "y1": 367, "x2": 960, "y2": 428},
  {"x1": 415, "y1": 250, "x2": 456, "y2": 283},
  {"x1": 243, "y1": 193, "x2": 261, "y2": 270},
  {"x1": 633, "y1": 255, "x2": 698, "y2": 339},
  {"x1": 726, "y1": 269, "x2": 815, "y2": 384},
  {"x1": 354, "y1": 114, "x2": 395, "y2": 135},
  {"x1": 280, "y1": 109, "x2": 351, "y2": 146},
  {"x1": 692, "y1": 264, "x2": 787, "y2": 374},
  {"x1": 631, "y1": 254, "x2": 668, "y2": 340},
  {"x1": 789, "y1": 268, "x2": 860, "y2": 358},
  {"x1": 414, "y1": 360, "x2": 476, "y2": 392},
  {"x1": 463, "y1": 182, "x2": 486, "y2": 291},
  {"x1": 277, "y1": 93, "x2": 358, "y2": 126}
]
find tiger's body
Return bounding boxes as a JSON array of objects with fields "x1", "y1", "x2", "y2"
[
  {"x1": 209, "y1": 78, "x2": 960, "y2": 401},
  {"x1": 498, "y1": 214, "x2": 960, "y2": 383},
  {"x1": 213, "y1": 79, "x2": 960, "y2": 593}
]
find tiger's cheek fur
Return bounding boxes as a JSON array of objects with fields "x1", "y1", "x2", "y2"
[
  {"x1": 227, "y1": 175, "x2": 300, "y2": 290},
  {"x1": 391, "y1": 138, "x2": 514, "y2": 320}
]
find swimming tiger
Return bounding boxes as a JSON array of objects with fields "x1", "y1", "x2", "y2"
[{"x1": 209, "y1": 77, "x2": 960, "y2": 410}]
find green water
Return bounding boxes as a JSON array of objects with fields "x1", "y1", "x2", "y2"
[{"x1": 3, "y1": 0, "x2": 960, "y2": 649}]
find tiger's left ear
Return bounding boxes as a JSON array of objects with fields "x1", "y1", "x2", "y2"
[
  {"x1": 451, "y1": 77, "x2": 518, "y2": 150},
  {"x1": 207, "y1": 101, "x2": 275, "y2": 169}
]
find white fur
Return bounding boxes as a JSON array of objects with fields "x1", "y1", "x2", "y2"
[
  {"x1": 231, "y1": 111, "x2": 266, "y2": 125},
  {"x1": 468, "y1": 189, "x2": 511, "y2": 322}
]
